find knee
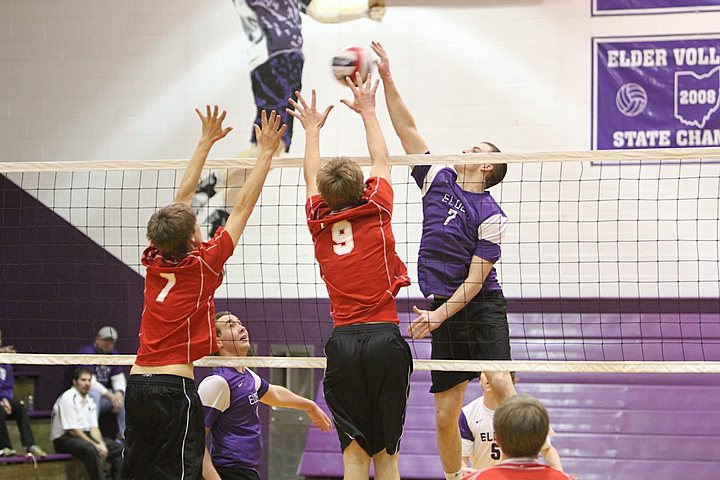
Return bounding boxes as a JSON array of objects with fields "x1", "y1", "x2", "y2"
[
  {"x1": 343, "y1": 443, "x2": 371, "y2": 469},
  {"x1": 76, "y1": 444, "x2": 98, "y2": 460},
  {"x1": 373, "y1": 450, "x2": 399, "y2": 468},
  {"x1": 487, "y1": 372, "x2": 514, "y2": 400},
  {"x1": 435, "y1": 406, "x2": 461, "y2": 431}
]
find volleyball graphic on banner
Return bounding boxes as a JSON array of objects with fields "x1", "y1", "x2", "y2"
[{"x1": 616, "y1": 83, "x2": 648, "y2": 117}]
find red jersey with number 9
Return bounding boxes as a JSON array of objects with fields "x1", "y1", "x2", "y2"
[
  {"x1": 306, "y1": 176, "x2": 411, "y2": 327},
  {"x1": 135, "y1": 227, "x2": 235, "y2": 366}
]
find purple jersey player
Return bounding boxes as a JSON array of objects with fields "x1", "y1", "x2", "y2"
[
  {"x1": 198, "y1": 311, "x2": 331, "y2": 480},
  {"x1": 372, "y1": 41, "x2": 518, "y2": 480}
]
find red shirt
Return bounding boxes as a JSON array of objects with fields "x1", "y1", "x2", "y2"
[
  {"x1": 306, "y1": 176, "x2": 410, "y2": 327},
  {"x1": 463, "y1": 460, "x2": 573, "y2": 480},
  {"x1": 136, "y1": 227, "x2": 235, "y2": 366}
]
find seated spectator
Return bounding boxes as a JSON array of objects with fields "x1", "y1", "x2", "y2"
[
  {"x1": 461, "y1": 373, "x2": 562, "y2": 471},
  {"x1": 51, "y1": 367, "x2": 123, "y2": 480},
  {"x1": 462, "y1": 395, "x2": 572, "y2": 480},
  {"x1": 79, "y1": 326, "x2": 126, "y2": 441},
  {"x1": 199, "y1": 311, "x2": 332, "y2": 480},
  {"x1": 0, "y1": 328, "x2": 47, "y2": 458}
]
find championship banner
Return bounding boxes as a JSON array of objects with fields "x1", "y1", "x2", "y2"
[
  {"x1": 593, "y1": 0, "x2": 720, "y2": 16},
  {"x1": 593, "y1": 34, "x2": 720, "y2": 150}
]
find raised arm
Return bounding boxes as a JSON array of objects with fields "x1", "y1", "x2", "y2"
[
  {"x1": 175, "y1": 105, "x2": 233, "y2": 205},
  {"x1": 223, "y1": 110, "x2": 286, "y2": 245},
  {"x1": 341, "y1": 72, "x2": 391, "y2": 181},
  {"x1": 371, "y1": 41, "x2": 429, "y2": 155},
  {"x1": 261, "y1": 385, "x2": 333, "y2": 432},
  {"x1": 287, "y1": 90, "x2": 334, "y2": 198}
]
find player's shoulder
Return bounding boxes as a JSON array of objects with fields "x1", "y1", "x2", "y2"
[{"x1": 199, "y1": 373, "x2": 230, "y2": 391}]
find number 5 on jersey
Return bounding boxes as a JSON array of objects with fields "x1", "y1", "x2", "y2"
[{"x1": 331, "y1": 220, "x2": 354, "y2": 256}]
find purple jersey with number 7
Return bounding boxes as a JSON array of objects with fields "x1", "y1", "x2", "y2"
[{"x1": 411, "y1": 164, "x2": 507, "y2": 298}]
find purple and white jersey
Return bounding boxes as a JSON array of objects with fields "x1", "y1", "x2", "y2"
[
  {"x1": 198, "y1": 366, "x2": 270, "y2": 470},
  {"x1": 412, "y1": 164, "x2": 507, "y2": 298},
  {"x1": 231, "y1": 0, "x2": 305, "y2": 70},
  {"x1": 78, "y1": 344, "x2": 124, "y2": 389},
  {"x1": 0, "y1": 364, "x2": 13, "y2": 400}
]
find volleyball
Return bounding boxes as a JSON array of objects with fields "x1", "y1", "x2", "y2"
[
  {"x1": 331, "y1": 46, "x2": 372, "y2": 85},
  {"x1": 615, "y1": 82, "x2": 648, "y2": 117}
]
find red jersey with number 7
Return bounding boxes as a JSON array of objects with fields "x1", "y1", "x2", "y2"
[
  {"x1": 136, "y1": 227, "x2": 235, "y2": 366},
  {"x1": 306, "y1": 176, "x2": 411, "y2": 327}
]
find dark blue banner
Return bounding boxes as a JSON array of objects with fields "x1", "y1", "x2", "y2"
[
  {"x1": 593, "y1": 34, "x2": 720, "y2": 149},
  {"x1": 593, "y1": 0, "x2": 720, "y2": 15}
]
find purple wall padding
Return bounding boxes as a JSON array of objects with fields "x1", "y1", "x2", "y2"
[{"x1": 1, "y1": 174, "x2": 144, "y2": 409}]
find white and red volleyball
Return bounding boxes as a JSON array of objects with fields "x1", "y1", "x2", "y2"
[{"x1": 331, "y1": 46, "x2": 372, "y2": 85}]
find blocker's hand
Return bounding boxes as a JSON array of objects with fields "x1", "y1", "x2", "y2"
[{"x1": 408, "y1": 306, "x2": 445, "y2": 339}]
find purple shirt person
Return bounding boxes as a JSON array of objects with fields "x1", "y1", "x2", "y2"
[
  {"x1": 198, "y1": 311, "x2": 331, "y2": 480},
  {"x1": 411, "y1": 164, "x2": 506, "y2": 298},
  {"x1": 79, "y1": 326, "x2": 126, "y2": 441},
  {"x1": 371, "y1": 41, "x2": 518, "y2": 480}
]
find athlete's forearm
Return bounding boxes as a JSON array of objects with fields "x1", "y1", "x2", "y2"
[
  {"x1": 362, "y1": 110, "x2": 391, "y2": 180},
  {"x1": 304, "y1": 129, "x2": 322, "y2": 195},
  {"x1": 380, "y1": 75, "x2": 427, "y2": 155},
  {"x1": 434, "y1": 256, "x2": 493, "y2": 322},
  {"x1": 262, "y1": 385, "x2": 315, "y2": 411},
  {"x1": 175, "y1": 140, "x2": 213, "y2": 204}
]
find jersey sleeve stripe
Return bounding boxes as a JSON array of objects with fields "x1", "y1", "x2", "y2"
[{"x1": 477, "y1": 213, "x2": 508, "y2": 244}]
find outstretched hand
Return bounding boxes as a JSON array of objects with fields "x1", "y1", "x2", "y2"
[
  {"x1": 341, "y1": 72, "x2": 379, "y2": 115},
  {"x1": 254, "y1": 110, "x2": 287, "y2": 154},
  {"x1": 408, "y1": 305, "x2": 445, "y2": 340},
  {"x1": 195, "y1": 105, "x2": 233, "y2": 144},
  {"x1": 286, "y1": 90, "x2": 334, "y2": 132},
  {"x1": 371, "y1": 41, "x2": 391, "y2": 79}
]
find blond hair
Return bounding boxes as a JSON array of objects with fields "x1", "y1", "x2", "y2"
[{"x1": 316, "y1": 158, "x2": 365, "y2": 211}]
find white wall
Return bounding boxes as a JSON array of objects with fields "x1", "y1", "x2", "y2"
[{"x1": 2, "y1": 0, "x2": 719, "y2": 299}]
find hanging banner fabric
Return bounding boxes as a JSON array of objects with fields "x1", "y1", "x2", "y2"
[{"x1": 593, "y1": 34, "x2": 720, "y2": 150}]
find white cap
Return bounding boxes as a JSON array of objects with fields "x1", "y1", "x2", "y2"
[{"x1": 96, "y1": 326, "x2": 118, "y2": 341}]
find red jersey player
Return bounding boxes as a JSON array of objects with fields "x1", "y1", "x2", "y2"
[
  {"x1": 287, "y1": 74, "x2": 412, "y2": 480},
  {"x1": 463, "y1": 395, "x2": 573, "y2": 480},
  {"x1": 122, "y1": 107, "x2": 286, "y2": 479}
]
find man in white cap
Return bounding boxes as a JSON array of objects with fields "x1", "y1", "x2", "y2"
[{"x1": 78, "y1": 326, "x2": 126, "y2": 442}]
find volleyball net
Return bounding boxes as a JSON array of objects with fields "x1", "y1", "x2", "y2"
[{"x1": 2, "y1": 148, "x2": 720, "y2": 374}]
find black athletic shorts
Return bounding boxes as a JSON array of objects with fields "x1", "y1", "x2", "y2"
[
  {"x1": 429, "y1": 290, "x2": 511, "y2": 393},
  {"x1": 323, "y1": 323, "x2": 413, "y2": 456},
  {"x1": 122, "y1": 374, "x2": 204, "y2": 479},
  {"x1": 215, "y1": 465, "x2": 260, "y2": 480}
]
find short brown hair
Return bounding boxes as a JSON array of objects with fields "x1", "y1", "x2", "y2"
[
  {"x1": 494, "y1": 394, "x2": 549, "y2": 458},
  {"x1": 146, "y1": 203, "x2": 196, "y2": 258},
  {"x1": 480, "y1": 142, "x2": 506, "y2": 189},
  {"x1": 316, "y1": 158, "x2": 365, "y2": 211}
]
